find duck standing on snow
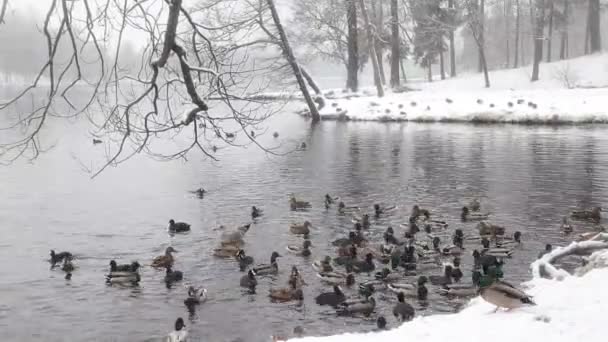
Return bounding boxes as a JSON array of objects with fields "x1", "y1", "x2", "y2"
[
  {"x1": 570, "y1": 207, "x2": 601, "y2": 223},
  {"x1": 240, "y1": 269, "x2": 257, "y2": 291},
  {"x1": 393, "y1": 292, "x2": 416, "y2": 322},
  {"x1": 253, "y1": 251, "x2": 281, "y2": 275},
  {"x1": 287, "y1": 240, "x2": 312, "y2": 257},
  {"x1": 479, "y1": 277, "x2": 535, "y2": 311},
  {"x1": 152, "y1": 247, "x2": 177, "y2": 268},
  {"x1": 50, "y1": 250, "x2": 72, "y2": 266},
  {"x1": 168, "y1": 219, "x2": 191, "y2": 233},
  {"x1": 167, "y1": 317, "x2": 188, "y2": 342}
]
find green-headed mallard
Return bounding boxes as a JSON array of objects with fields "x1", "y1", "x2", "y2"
[
  {"x1": 570, "y1": 207, "x2": 601, "y2": 223},
  {"x1": 286, "y1": 240, "x2": 312, "y2": 257},
  {"x1": 289, "y1": 221, "x2": 312, "y2": 235},
  {"x1": 152, "y1": 247, "x2": 177, "y2": 268},
  {"x1": 317, "y1": 263, "x2": 355, "y2": 286},
  {"x1": 479, "y1": 277, "x2": 535, "y2": 311},
  {"x1": 168, "y1": 219, "x2": 191, "y2": 233},
  {"x1": 336, "y1": 296, "x2": 375, "y2": 317},
  {"x1": 289, "y1": 196, "x2": 311, "y2": 210},
  {"x1": 312, "y1": 256, "x2": 333, "y2": 272},
  {"x1": 461, "y1": 207, "x2": 490, "y2": 221},
  {"x1": 253, "y1": 251, "x2": 281, "y2": 275}
]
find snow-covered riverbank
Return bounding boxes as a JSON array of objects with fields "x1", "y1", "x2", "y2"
[
  {"x1": 311, "y1": 53, "x2": 608, "y2": 124},
  {"x1": 289, "y1": 249, "x2": 608, "y2": 342}
]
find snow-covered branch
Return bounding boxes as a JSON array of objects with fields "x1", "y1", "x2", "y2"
[{"x1": 531, "y1": 240, "x2": 608, "y2": 280}]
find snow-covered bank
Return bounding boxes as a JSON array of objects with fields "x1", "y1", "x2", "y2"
[
  {"x1": 289, "y1": 251, "x2": 608, "y2": 342},
  {"x1": 312, "y1": 53, "x2": 608, "y2": 124}
]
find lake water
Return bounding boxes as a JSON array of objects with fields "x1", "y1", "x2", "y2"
[{"x1": 1, "y1": 114, "x2": 607, "y2": 341}]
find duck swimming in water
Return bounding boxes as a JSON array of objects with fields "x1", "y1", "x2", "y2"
[
  {"x1": 235, "y1": 249, "x2": 254, "y2": 270},
  {"x1": 312, "y1": 256, "x2": 333, "y2": 272},
  {"x1": 286, "y1": 240, "x2": 313, "y2": 257},
  {"x1": 110, "y1": 260, "x2": 140, "y2": 272},
  {"x1": 152, "y1": 247, "x2": 177, "y2": 268},
  {"x1": 315, "y1": 285, "x2": 346, "y2": 307},
  {"x1": 184, "y1": 286, "x2": 208, "y2": 307},
  {"x1": 253, "y1": 251, "x2": 281, "y2": 275},
  {"x1": 106, "y1": 262, "x2": 141, "y2": 285},
  {"x1": 570, "y1": 207, "x2": 601, "y2": 223},
  {"x1": 50, "y1": 250, "x2": 72, "y2": 266},
  {"x1": 336, "y1": 296, "x2": 376, "y2": 317},
  {"x1": 61, "y1": 259, "x2": 75, "y2": 273},
  {"x1": 387, "y1": 276, "x2": 428, "y2": 300},
  {"x1": 240, "y1": 269, "x2": 257, "y2": 291},
  {"x1": 269, "y1": 286, "x2": 304, "y2": 303},
  {"x1": 289, "y1": 221, "x2": 312, "y2": 235},
  {"x1": 168, "y1": 219, "x2": 191, "y2": 233},
  {"x1": 351, "y1": 253, "x2": 375, "y2": 273},
  {"x1": 289, "y1": 196, "x2": 311, "y2": 210},
  {"x1": 164, "y1": 266, "x2": 183, "y2": 284},
  {"x1": 288, "y1": 266, "x2": 307, "y2": 289},
  {"x1": 190, "y1": 188, "x2": 206, "y2": 198},
  {"x1": 220, "y1": 224, "x2": 251, "y2": 245},
  {"x1": 461, "y1": 207, "x2": 490, "y2": 221},
  {"x1": 251, "y1": 206, "x2": 263, "y2": 219}
]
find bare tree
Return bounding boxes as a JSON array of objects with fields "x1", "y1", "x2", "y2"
[
  {"x1": 531, "y1": 0, "x2": 545, "y2": 81},
  {"x1": 0, "y1": 0, "x2": 292, "y2": 174},
  {"x1": 371, "y1": 0, "x2": 387, "y2": 86},
  {"x1": 449, "y1": 0, "x2": 457, "y2": 77},
  {"x1": 346, "y1": 0, "x2": 359, "y2": 92},
  {"x1": 358, "y1": 0, "x2": 385, "y2": 97},
  {"x1": 465, "y1": 0, "x2": 490, "y2": 87},
  {"x1": 559, "y1": 0, "x2": 569, "y2": 60},
  {"x1": 587, "y1": 0, "x2": 601, "y2": 53},
  {"x1": 478, "y1": 0, "x2": 485, "y2": 73},
  {"x1": 0, "y1": 0, "x2": 8, "y2": 25},
  {"x1": 390, "y1": 0, "x2": 400, "y2": 88},
  {"x1": 505, "y1": 0, "x2": 512, "y2": 67},
  {"x1": 546, "y1": 0, "x2": 554, "y2": 62},
  {"x1": 514, "y1": 0, "x2": 521, "y2": 67}
]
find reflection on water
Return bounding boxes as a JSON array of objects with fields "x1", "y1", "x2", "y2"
[{"x1": 1, "y1": 115, "x2": 608, "y2": 341}]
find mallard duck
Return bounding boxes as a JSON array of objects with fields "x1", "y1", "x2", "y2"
[
  {"x1": 190, "y1": 188, "x2": 206, "y2": 198},
  {"x1": 537, "y1": 244, "x2": 553, "y2": 259},
  {"x1": 289, "y1": 196, "x2": 311, "y2": 210},
  {"x1": 461, "y1": 207, "x2": 490, "y2": 221},
  {"x1": 376, "y1": 316, "x2": 387, "y2": 330},
  {"x1": 235, "y1": 249, "x2": 254, "y2": 270},
  {"x1": 92, "y1": 138, "x2": 103, "y2": 145},
  {"x1": 374, "y1": 204, "x2": 397, "y2": 217},
  {"x1": 351, "y1": 253, "x2": 375, "y2": 273},
  {"x1": 332, "y1": 232, "x2": 357, "y2": 247},
  {"x1": 269, "y1": 286, "x2": 304, "y2": 302},
  {"x1": 286, "y1": 240, "x2": 312, "y2": 257},
  {"x1": 334, "y1": 245, "x2": 358, "y2": 265},
  {"x1": 251, "y1": 206, "x2": 263, "y2": 219},
  {"x1": 479, "y1": 278, "x2": 535, "y2": 310},
  {"x1": 164, "y1": 266, "x2": 183, "y2": 284},
  {"x1": 152, "y1": 247, "x2": 177, "y2": 268},
  {"x1": 240, "y1": 269, "x2": 257, "y2": 290},
  {"x1": 110, "y1": 260, "x2": 140, "y2": 272},
  {"x1": 483, "y1": 247, "x2": 514, "y2": 258},
  {"x1": 50, "y1": 250, "x2": 72, "y2": 265},
  {"x1": 429, "y1": 266, "x2": 454, "y2": 286},
  {"x1": 393, "y1": 292, "x2": 416, "y2": 322},
  {"x1": 253, "y1": 251, "x2": 281, "y2": 275},
  {"x1": 106, "y1": 263, "x2": 141, "y2": 285},
  {"x1": 570, "y1": 207, "x2": 601, "y2": 223},
  {"x1": 337, "y1": 201, "x2": 359, "y2": 214},
  {"x1": 477, "y1": 221, "x2": 505, "y2": 237},
  {"x1": 289, "y1": 221, "x2": 312, "y2": 235},
  {"x1": 452, "y1": 229, "x2": 464, "y2": 248},
  {"x1": 317, "y1": 264, "x2": 355, "y2": 286},
  {"x1": 220, "y1": 224, "x2": 251, "y2": 244},
  {"x1": 213, "y1": 244, "x2": 240, "y2": 258},
  {"x1": 410, "y1": 205, "x2": 431, "y2": 222},
  {"x1": 374, "y1": 268, "x2": 402, "y2": 282},
  {"x1": 184, "y1": 286, "x2": 208, "y2": 306},
  {"x1": 168, "y1": 219, "x2": 191, "y2": 233},
  {"x1": 315, "y1": 285, "x2": 346, "y2": 307},
  {"x1": 352, "y1": 214, "x2": 370, "y2": 229},
  {"x1": 384, "y1": 227, "x2": 405, "y2": 246},
  {"x1": 467, "y1": 198, "x2": 481, "y2": 212},
  {"x1": 387, "y1": 276, "x2": 428, "y2": 300},
  {"x1": 336, "y1": 296, "x2": 376, "y2": 317},
  {"x1": 61, "y1": 259, "x2": 75, "y2": 273},
  {"x1": 561, "y1": 217, "x2": 573, "y2": 234},
  {"x1": 288, "y1": 266, "x2": 307, "y2": 288},
  {"x1": 312, "y1": 256, "x2": 333, "y2": 272}
]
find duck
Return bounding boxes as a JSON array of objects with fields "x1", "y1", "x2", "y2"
[
  {"x1": 429, "y1": 265, "x2": 454, "y2": 286},
  {"x1": 220, "y1": 224, "x2": 251, "y2": 244},
  {"x1": 240, "y1": 269, "x2": 258, "y2": 291},
  {"x1": 235, "y1": 249, "x2": 254, "y2": 270},
  {"x1": 289, "y1": 221, "x2": 312, "y2": 235},
  {"x1": 479, "y1": 277, "x2": 535, "y2": 311},
  {"x1": 410, "y1": 205, "x2": 431, "y2": 222},
  {"x1": 152, "y1": 247, "x2": 177, "y2": 268},
  {"x1": 168, "y1": 219, "x2": 191, "y2": 233},
  {"x1": 315, "y1": 285, "x2": 346, "y2": 307},
  {"x1": 184, "y1": 286, "x2": 208, "y2": 306},
  {"x1": 317, "y1": 265, "x2": 355, "y2": 286},
  {"x1": 336, "y1": 296, "x2": 376, "y2": 317},
  {"x1": 333, "y1": 245, "x2": 358, "y2": 265},
  {"x1": 164, "y1": 266, "x2": 184, "y2": 284},
  {"x1": 392, "y1": 292, "x2": 416, "y2": 322},
  {"x1": 269, "y1": 286, "x2": 304, "y2": 302},
  {"x1": 439, "y1": 271, "x2": 481, "y2": 297},
  {"x1": 561, "y1": 216, "x2": 573, "y2": 234},
  {"x1": 253, "y1": 251, "x2": 281, "y2": 275},
  {"x1": 289, "y1": 196, "x2": 311, "y2": 210},
  {"x1": 384, "y1": 227, "x2": 405, "y2": 246},
  {"x1": 451, "y1": 258, "x2": 464, "y2": 282},
  {"x1": 477, "y1": 221, "x2": 506, "y2": 237},
  {"x1": 288, "y1": 266, "x2": 307, "y2": 289},
  {"x1": 50, "y1": 250, "x2": 72, "y2": 266},
  {"x1": 92, "y1": 138, "x2": 103, "y2": 144},
  {"x1": 213, "y1": 244, "x2": 241, "y2": 258},
  {"x1": 374, "y1": 268, "x2": 402, "y2": 282},
  {"x1": 61, "y1": 259, "x2": 75, "y2": 273},
  {"x1": 324, "y1": 194, "x2": 339, "y2": 209},
  {"x1": 110, "y1": 260, "x2": 140, "y2": 272},
  {"x1": 352, "y1": 214, "x2": 370, "y2": 229},
  {"x1": 570, "y1": 207, "x2": 601, "y2": 223},
  {"x1": 286, "y1": 240, "x2": 312, "y2": 257},
  {"x1": 351, "y1": 253, "x2": 375, "y2": 273},
  {"x1": 337, "y1": 201, "x2": 359, "y2": 214},
  {"x1": 453, "y1": 229, "x2": 464, "y2": 249},
  {"x1": 332, "y1": 232, "x2": 357, "y2": 247},
  {"x1": 251, "y1": 206, "x2": 263, "y2": 219},
  {"x1": 467, "y1": 198, "x2": 481, "y2": 212},
  {"x1": 106, "y1": 263, "x2": 141, "y2": 285},
  {"x1": 374, "y1": 204, "x2": 397, "y2": 217},
  {"x1": 461, "y1": 207, "x2": 490, "y2": 221},
  {"x1": 387, "y1": 276, "x2": 428, "y2": 300},
  {"x1": 376, "y1": 316, "x2": 387, "y2": 330},
  {"x1": 190, "y1": 188, "x2": 206, "y2": 198},
  {"x1": 497, "y1": 231, "x2": 523, "y2": 247},
  {"x1": 312, "y1": 256, "x2": 333, "y2": 272}
]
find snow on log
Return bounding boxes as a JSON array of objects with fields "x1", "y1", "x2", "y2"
[{"x1": 531, "y1": 240, "x2": 608, "y2": 280}]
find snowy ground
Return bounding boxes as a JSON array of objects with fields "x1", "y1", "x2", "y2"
[
  {"x1": 287, "y1": 249, "x2": 608, "y2": 342},
  {"x1": 314, "y1": 53, "x2": 608, "y2": 124}
]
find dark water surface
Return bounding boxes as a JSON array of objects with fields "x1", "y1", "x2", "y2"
[{"x1": 1, "y1": 115, "x2": 608, "y2": 341}]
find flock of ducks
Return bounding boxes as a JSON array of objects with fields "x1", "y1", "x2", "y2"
[{"x1": 48, "y1": 194, "x2": 603, "y2": 339}]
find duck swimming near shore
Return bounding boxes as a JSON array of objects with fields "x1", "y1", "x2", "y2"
[
  {"x1": 152, "y1": 247, "x2": 177, "y2": 268},
  {"x1": 570, "y1": 207, "x2": 601, "y2": 223},
  {"x1": 393, "y1": 292, "x2": 416, "y2": 322},
  {"x1": 479, "y1": 276, "x2": 535, "y2": 311},
  {"x1": 168, "y1": 219, "x2": 191, "y2": 233}
]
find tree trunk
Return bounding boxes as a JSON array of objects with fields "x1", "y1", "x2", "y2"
[
  {"x1": 346, "y1": 0, "x2": 359, "y2": 92},
  {"x1": 478, "y1": 0, "x2": 485, "y2": 73},
  {"x1": 427, "y1": 62, "x2": 432, "y2": 82},
  {"x1": 439, "y1": 50, "x2": 446, "y2": 80},
  {"x1": 546, "y1": 0, "x2": 554, "y2": 62},
  {"x1": 531, "y1": 0, "x2": 545, "y2": 82},
  {"x1": 559, "y1": 0, "x2": 568, "y2": 60},
  {"x1": 358, "y1": 0, "x2": 385, "y2": 97},
  {"x1": 300, "y1": 66, "x2": 322, "y2": 95},
  {"x1": 371, "y1": 0, "x2": 386, "y2": 86},
  {"x1": 588, "y1": 0, "x2": 601, "y2": 53},
  {"x1": 584, "y1": 3, "x2": 590, "y2": 54},
  {"x1": 266, "y1": 0, "x2": 320, "y2": 122},
  {"x1": 505, "y1": 0, "x2": 511, "y2": 68},
  {"x1": 390, "y1": 0, "x2": 400, "y2": 88},
  {"x1": 400, "y1": 59, "x2": 407, "y2": 82},
  {"x1": 514, "y1": 0, "x2": 520, "y2": 67},
  {"x1": 449, "y1": 0, "x2": 457, "y2": 77}
]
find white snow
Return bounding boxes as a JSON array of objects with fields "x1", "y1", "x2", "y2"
[
  {"x1": 315, "y1": 53, "x2": 608, "y2": 124},
  {"x1": 287, "y1": 249, "x2": 608, "y2": 342}
]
